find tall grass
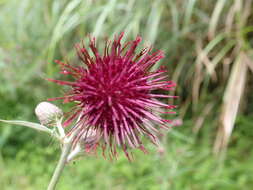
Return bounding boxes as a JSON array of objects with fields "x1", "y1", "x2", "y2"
[
  {"x1": 1, "y1": 0, "x2": 252, "y2": 151},
  {"x1": 0, "y1": 0, "x2": 252, "y2": 182}
]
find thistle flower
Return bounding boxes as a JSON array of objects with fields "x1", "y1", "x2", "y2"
[{"x1": 48, "y1": 33, "x2": 176, "y2": 159}]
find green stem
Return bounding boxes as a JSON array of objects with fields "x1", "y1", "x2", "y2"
[{"x1": 47, "y1": 140, "x2": 72, "y2": 190}]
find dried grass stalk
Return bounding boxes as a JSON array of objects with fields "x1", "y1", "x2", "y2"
[{"x1": 214, "y1": 52, "x2": 248, "y2": 153}]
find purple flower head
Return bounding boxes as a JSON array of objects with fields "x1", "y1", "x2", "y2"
[{"x1": 48, "y1": 33, "x2": 176, "y2": 160}]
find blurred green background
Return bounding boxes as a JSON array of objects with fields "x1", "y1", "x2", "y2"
[{"x1": 0, "y1": 0, "x2": 253, "y2": 189}]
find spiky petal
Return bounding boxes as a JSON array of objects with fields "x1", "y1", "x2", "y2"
[{"x1": 48, "y1": 33, "x2": 176, "y2": 160}]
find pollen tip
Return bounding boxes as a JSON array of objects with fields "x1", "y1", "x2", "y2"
[{"x1": 136, "y1": 36, "x2": 142, "y2": 43}]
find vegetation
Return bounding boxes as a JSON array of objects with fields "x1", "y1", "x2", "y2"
[{"x1": 0, "y1": 0, "x2": 252, "y2": 189}]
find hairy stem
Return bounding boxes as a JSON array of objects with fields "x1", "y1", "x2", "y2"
[
  {"x1": 47, "y1": 128, "x2": 79, "y2": 190},
  {"x1": 47, "y1": 140, "x2": 72, "y2": 190}
]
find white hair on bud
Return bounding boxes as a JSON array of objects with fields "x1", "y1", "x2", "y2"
[{"x1": 35, "y1": 102, "x2": 63, "y2": 125}]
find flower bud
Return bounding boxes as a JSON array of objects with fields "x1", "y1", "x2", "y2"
[
  {"x1": 35, "y1": 102, "x2": 63, "y2": 125},
  {"x1": 67, "y1": 130, "x2": 100, "y2": 162},
  {"x1": 80, "y1": 129, "x2": 100, "y2": 152},
  {"x1": 83, "y1": 130, "x2": 98, "y2": 143}
]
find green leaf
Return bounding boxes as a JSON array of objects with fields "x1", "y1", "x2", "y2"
[{"x1": 0, "y1": 119, "x2": 53, "y2": 135}]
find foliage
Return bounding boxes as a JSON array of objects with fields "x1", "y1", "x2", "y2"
[
  {"x1": 0, "y1": 0, "x2": 252, "y2": 189},
  {"x1": 1, "y1": 118, "x2": 253, "y2": 190}
]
